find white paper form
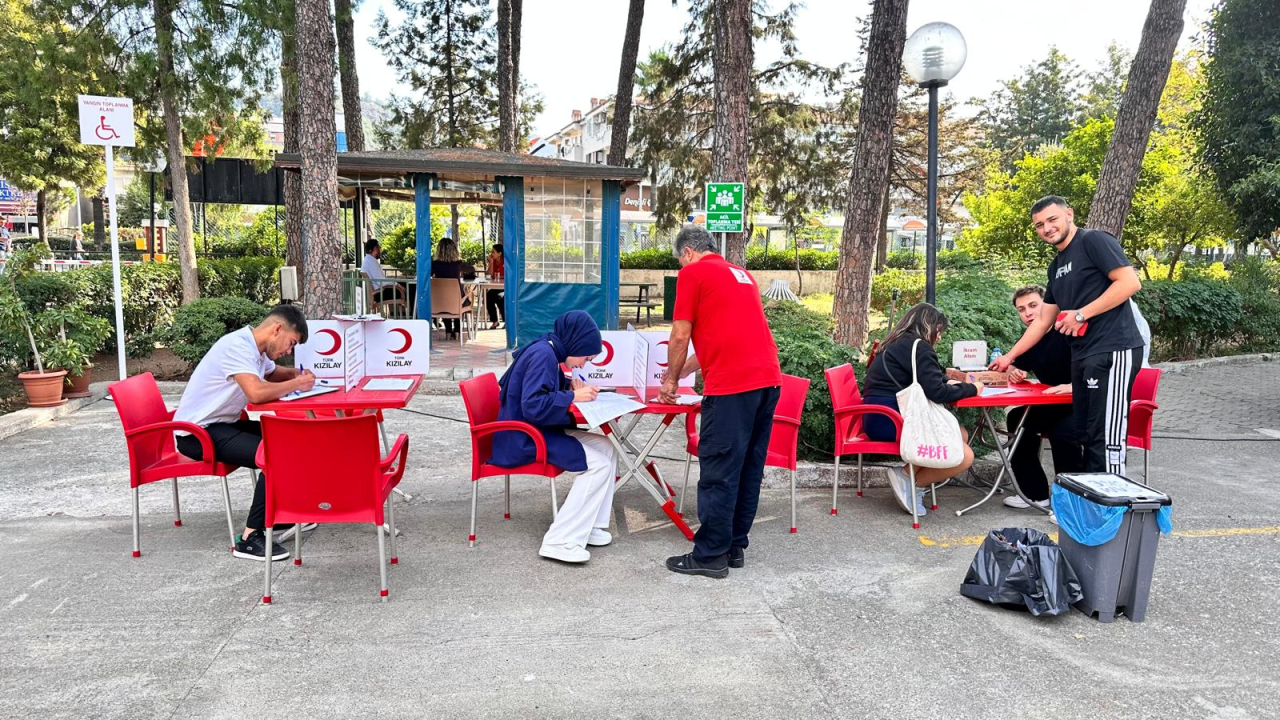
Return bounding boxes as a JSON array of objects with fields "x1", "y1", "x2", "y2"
[
  {"x1": 362, "y1": 377, "x2": 414, "y2": 392},
  {"x1": 575, "y1": 392, "x2": 646, "y2": 430},
  {"x1": 979, "y1": 387, "x2": 1017, "y2": 397},
  {"x1": 278, "y1": 385, "x2": 341, "y2": 402}
]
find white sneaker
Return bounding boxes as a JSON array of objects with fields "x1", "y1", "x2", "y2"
[
  {"x1": 539, "y1": 543, "x2": 590, "y2": 563},
  {"x1": 587, "y1": 528, "x2": 612, "y2": 547},
  {"x1": 888, "y1": 466, "x2": 913, "y2": 514},
  {"x1": 1048, "y1": 512, "x2": 1059, "y2": 526},
  {"x1": 1003, "y1": 496, "x2": 1051, "y2": 510},
  {"x1": 914, "y1": 489, "x2": 928, "y2": 517}
]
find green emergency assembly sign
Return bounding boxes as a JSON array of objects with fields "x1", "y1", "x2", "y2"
[{"x1": 705, "y1": 182, "x2": 744, "y2": 233}]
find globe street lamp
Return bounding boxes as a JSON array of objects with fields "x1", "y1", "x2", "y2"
[{"x1": 903, "y1": 22, "x2": 966, "y2": 304}]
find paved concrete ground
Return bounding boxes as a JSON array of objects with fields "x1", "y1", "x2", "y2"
[{"x1": 2, "y1": 361, "x2": 1279, "y2": 719}]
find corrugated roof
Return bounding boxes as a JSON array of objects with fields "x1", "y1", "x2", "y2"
[{"x1": 273, "y1": 148, "x2": 645, "y2": 182}]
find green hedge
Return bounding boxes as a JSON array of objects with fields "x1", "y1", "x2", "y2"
[
  {"x1": 619, "y1": 246, "x2": 839, "y2": 270},
  {"x1": 620, "y1": 247, "x2": 680, "y2": 270},
  {"x1": 159, "y1": 298, "x2": 269, "y2": 367},
  {"x1": 379, "y1": 223, "x2": 486, "y2": 274},
  {"x1": 870, "y1": 269, "x2": 925, "y2": 312},
  {"x1": 765, "y1": 301, "x2": 861, "y2": 461},
  {"x1": 1135, "y1": 279, "x2": 1243, "y2": 359}
]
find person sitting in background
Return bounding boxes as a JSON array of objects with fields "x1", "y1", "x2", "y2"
[
  {"x1": 1003, "y1": 285, "x2": 1079, "y2": 513},
  {"x1": 491, "y1": 310, "x2": 617, "y2": 564},
  {"x1": 486, "y1": 244, "x2": 505, "y2": 329},
  {"x1": 431, "y1": 237, "x2": 475, "y2": 340},
  {"x1": 860, "y1": 303, "x2": 981, "y2": 516},
  {"x1": 173, "y1": 304, "x2": 317, "y2": 562},
  {"x1": 360, "y1": 239, "x2": 405, "y2": 305}
]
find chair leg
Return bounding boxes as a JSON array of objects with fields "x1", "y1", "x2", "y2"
[
  {"x1": 831, "y1": 456, "x2": 840, "y2": 515},
  {"x1": 131, "y1": 487, "x2": 141, "y2": 558},
  {"x1": 909, "y1": 466, "x2": 920, "y2": 530},
  {"x1": 468, "y1": 480, "x2": 479, "y2": 547},
  {"x1": 1144, "y1": 449, "x2": 1151, "y2": 484},
  {"x1": 857, "y1": 455, "x2": 864, "y2": 497},
  {"x1": 171, "y1": 478, "x2": 182, "y2": 526},
  {"x1": 550, "y1": 476, "x2": 559, "y2": 520},
  {"x1": 388, "y1": 495, "x2": 398, "y2": 564},
  {"x1": 678, "y1": 454, "x2": 693, "y2": 516},
  {"x1": 504, "y1": 475, "x2": 511, "y2": 519},
  {"x1": 790, "y1": 469, "x2": 797, "y2": 534},
  {"x1": 247, "y1": 468, "x2": 256, "y2": 492},
  {"x1": 294, "y1": 521, "x2": 302, "y2": 566},
  {"x1": 376, "y1": 524, "x2": 389, "y2": 601},
  {"x1": 930, "y1": 482, "x2": 938, "y2": 511},
  {"x1": 220, "y1": 477, "x2": 236, "y2": 551},
  {"x1": 379, "y1": 423, "x2": 390, "y2": 454},
  {"x1": 262, "y1": 527, "x2": 274, "y2": 604}
]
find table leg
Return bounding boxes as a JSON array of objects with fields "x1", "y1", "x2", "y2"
[
  {"x1": 602, "y1": 419, "x2": 693, "y2": 541},
  {"x1": 613, "y1": 415, "x2": 677, "y2": 498},
  {"x1": 954, "y1": 407, "x2": 1044, "y2": 516}
]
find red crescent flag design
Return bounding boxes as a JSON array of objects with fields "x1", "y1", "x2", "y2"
[
  {"x1": 318, "y1": 329, "x2": 341, "y2": 356},
  {"x1": 389, "y1": 327, "x2": 413, "y2": 354},
  {"x1": 591, "y1": 341, "x2": 614, "y2": 367}
]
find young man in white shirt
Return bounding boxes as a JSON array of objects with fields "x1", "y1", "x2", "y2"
[
  {"x1": 174, "y1": 304, "x2": 317, "y2": 561},
  {"x1": 360, "y1": 239, "x2": 405, "y2": 304}
]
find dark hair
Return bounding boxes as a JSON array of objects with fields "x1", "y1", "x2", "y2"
[
  {"x1": 1012, "y1": 285, "x2": 1046, "y2": 305},
  {"x1": 264, "y1": 304, "x2": 308, "y2": 344},
  {"x1": 674, "y1": 225, "x2": 717, "y2": 255},
  {"x1": 882, "y1": 303, "x2": 950, "y2": 350},
  {"x1": 363, "y1": 239, "x2": 380, "y2": 254},
  {"x1": 1030, "y1": 195, "x2": 1071, "y2": 216},
  {"x1": 491, "y1": 244, "x2": 503, "y2": 255}
]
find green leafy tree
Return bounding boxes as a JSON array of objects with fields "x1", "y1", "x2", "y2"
[
  {"x1": 977, "y1": 47, "x2": 1084, "y2": 169},
  {"x1": 1195, "y1": 0, "x2": 1280, "y2": 252},
  {"x1": 1082, "y1": 43, "x2": 1133, "y2": 121}
]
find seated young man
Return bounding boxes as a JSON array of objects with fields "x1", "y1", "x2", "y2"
[
  {"x1": 361, "y1": 239, "x2": 406, "y2": 304},
  {"x1": 173, "y1": 304, "x2": 318, "y2": 561},
  {"x1": 1004, "y1": 285, "x2": 1081, "y2": 511}
]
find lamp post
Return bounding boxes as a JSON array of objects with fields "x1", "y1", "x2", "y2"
[{"x1": 903, "y1": 22, "x2": 966, "y2": 305}]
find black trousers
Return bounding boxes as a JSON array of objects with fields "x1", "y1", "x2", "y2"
[
  {"x1": 1007, "y1": 405, "x2": 1080, "y2": 501},
  {"x1": 176, "y1": 419, "x2": 266, "y2": 531},
  {"x1": 1072, "y1": 347, "x2": 1142, "y2": 474},
  {"x1": 486, "y1": 289, "x2": 504, "y2": 323},
  {"x1": 692, "y1": 385, "x2": 781, "y2": 564}
]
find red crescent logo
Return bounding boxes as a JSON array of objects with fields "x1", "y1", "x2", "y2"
[
  {"x1": 591, "y1": 341, "x2": 614, "y2": 367},
  {"x1": 389, "y1": 327, "x2": 413, "y2": 354},
  {"x1": 317, "y1": 329, "x2": 341, "y2": 356},
  {"x1": 657, "y1": 340, "x2": 670, "y2": 367}
]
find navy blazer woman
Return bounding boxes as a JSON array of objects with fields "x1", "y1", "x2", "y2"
[{"x1": 491, "y1": 311, "x2": 603, "y2": 472}]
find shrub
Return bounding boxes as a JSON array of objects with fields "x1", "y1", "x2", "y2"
[
  {"x1": 870, "y1": 269, "x2": 925, "y2": 312},
  {"x1": 12, "y1": 272, "x2": 79, "y2": 315},
  {"x1": 937, "y1": 249, "x2": 982, "y2": 272},
  {"x1": 1135, "y1": 278, "x2": 1243, "y2": 359},
  {"x1": 61, "y1": 262, "x2": 182, "y2": 356},
  {"x1": 1226, "y1": 257, "x2": 1280, "y2": 352},
  {"x1": 378, "y1": 222, "x2": 488, "y2": 273},
  {"x1": 745, "y1": 246, "x2": 839, "y2": 270},
  {"x1": 161, "y1": 297, "x2": 269, "y2": 367},
  {"x1": 199, "y1": 257, "x2": 284, "y2": 306},
  {"x1": 620, "y1": 247, "x2": 680, "y2": 270},
  {"x1": 764, "y1": 301, "x2": 861, "y2": 461},
  {"x1": 885, "y1": 249, "x2": 922, "y2": 270},
  {"x1": 933, "y1": 273, "x2": 1026, "y2": 356}
]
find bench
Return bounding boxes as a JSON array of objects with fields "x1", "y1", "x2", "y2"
[{"x1": 619, "y1": 299, "x2": 660, "y2": 326}]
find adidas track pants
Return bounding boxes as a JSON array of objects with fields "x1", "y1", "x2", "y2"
[{"x1": 1071, "y1": 347, "x2": 1142, "y2": 474}]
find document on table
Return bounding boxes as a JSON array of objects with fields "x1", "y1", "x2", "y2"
[
  {"x1": 279, "y1": 385, "x2": 341, "y2": 402},
  {"x1": 675, "y1": 394, "x2": 703, "y2": 405},
  {"x1": 363, "y1": 377, "x2": 414, "y2": 392},
  {"x1": 576, "y1": 392, "x2": 646, "y2": 429},
  {"x1": 980, "y1": 387, "x2": 1017, "y2": 397}
]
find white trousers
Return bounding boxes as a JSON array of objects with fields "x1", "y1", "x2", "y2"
[{"x1": 542, "y1": 430, "x2": 619, "y2": 549}]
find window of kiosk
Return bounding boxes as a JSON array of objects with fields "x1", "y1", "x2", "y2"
[{"x1": 524, "y1": 178, "x2": 602, "y2": 284}]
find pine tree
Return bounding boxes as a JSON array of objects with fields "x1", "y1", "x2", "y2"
[
  {"x1": 296, "y1": 0, "x2": 342, "y2": 316},
  {"x1": 977, "y1": 48, "x2": 1084, "y2": 169},
  {"x1": 608, "y1": 0, "x2": 646, "y2": 166}
]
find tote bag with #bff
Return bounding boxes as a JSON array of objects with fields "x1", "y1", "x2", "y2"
[{"x1": 896, "y1": 338, "x2": 965, "y2": 469}]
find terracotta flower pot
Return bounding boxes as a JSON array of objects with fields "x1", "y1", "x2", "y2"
[
  {"x1": 64, "y1": 363, "x2": 94, "y2": 398},
  {"x1": 19, "y1": 369, "x2": 68, "y2": 408}
]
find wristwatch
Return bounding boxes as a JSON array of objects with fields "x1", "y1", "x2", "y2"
[{"x1": 1074, "y1": 311, "x2": 1087, "y2": 323}]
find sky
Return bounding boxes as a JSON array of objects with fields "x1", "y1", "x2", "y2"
[{"x1": 351, "y1": 0, "x2": 1218, "y2": 141}]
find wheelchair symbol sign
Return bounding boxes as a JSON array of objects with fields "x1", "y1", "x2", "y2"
[{"x1": 78, "y1": 95, "x2": 135, "y2": 147}]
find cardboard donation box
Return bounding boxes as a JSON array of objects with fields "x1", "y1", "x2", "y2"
[
  {"x1": 946, "y1": 368, "x2": 1010, "y2": 387},
  {"x1": 295, "y1": 315, "x2": 431, "y2": 386}
]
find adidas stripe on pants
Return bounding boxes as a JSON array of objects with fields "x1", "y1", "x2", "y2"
[{"x1": 1071, "y1": 347, "x2": 1142, "y2": 474}]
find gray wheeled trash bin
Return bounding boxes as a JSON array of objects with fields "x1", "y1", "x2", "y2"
[{"x1": 1053, "y1": 473, "x2": 1172, "y2": 623}]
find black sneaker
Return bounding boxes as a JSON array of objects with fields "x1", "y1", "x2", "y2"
[
  {"x1": 666, "y1": 553, "x2": 729, "y2": 579},
  {"x1": 273, "y1": 523, "x2": 318, "y2": 543},
  {"x1": 233, "y1": 531, "x2": 290, "y2": 562},
  {"x1": 729, "y1": 547, "x2": 745, "y2": 569}
]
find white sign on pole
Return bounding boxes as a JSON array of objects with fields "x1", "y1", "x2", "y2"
[
  {"x1": 78, "y1": 95, "x2": 134, "y2": 381},
  {"x1": 77, "y1": 96, "x2": 135, "y2": 148}
]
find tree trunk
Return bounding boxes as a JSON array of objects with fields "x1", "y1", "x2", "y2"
[
  {"x1": 35, "y1": 189, "x2": 47, "y2": 245},
  {"x1": 281, "y1": 11, "x2": 304, "y2": 272},
  {"x1": 711, "y1": 0, "x2": 752, "y2": 267},
  {"x1": 1088, "y1": 0, "x2": 1186, "y2": 240},
  {"x1": 334, "y1": 0, "x2": 364, "y2": 152},
  {"x1": 451, "y1": 205, "x2": 460, "y2": 246},
  {"x1": 296, "y1": 0, "x2": 342, "y2": 316},
  {"x1": 1166, "y1": 241, "x2": 1186, "y2": 279},
  {"x1": 497, "y1": 0, "x2": 516, "y2": 152},
  {"x1": 832, "y1": 0, "x2": 908, "y2": 347},
  {"x1": 155, "y1": 0, "x2": 200, "y2": 304},
  {"x1": 608, "y1": 0, "x2": 646, "y2": 166},
  {"x1": 875, "y1": 185, "x2": 891, "y2": 272}
]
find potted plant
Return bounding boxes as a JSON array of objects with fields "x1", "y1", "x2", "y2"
[
  {"x1": 43, "y1": 307, "x2": 111, "y2": 398},
  {"x1": 0, "y1": 288, "x2": 68, "y2": 407}
]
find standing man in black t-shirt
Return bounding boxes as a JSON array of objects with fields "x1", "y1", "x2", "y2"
[
  {"x1": 992, "y1": 196, "x2": 1143, "y2": 475},
  {"x1": 1003, "y1": 285, "x2": 1080, "y2": 509}
]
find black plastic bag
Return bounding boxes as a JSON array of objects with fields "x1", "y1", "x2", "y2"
[{"x1": 960, "y1": 527, "x2": 1083, "y2": 616}]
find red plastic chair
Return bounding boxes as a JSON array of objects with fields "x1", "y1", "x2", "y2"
[
  {"x1": 109, "y1": 372, "x2": 243, "y2": 557},
  {"x1": 825, "y1": 364, "x2": 912, "y2": 521},
  {"x1": 256, "y1": 413, "x2": 408, "y2": 604},
  {"x1": 459, "y1": 373, "x2": 564, "y2": 547},
  {"x1": 1128, "y1": 367, "x2": 1162, "y2": 482},
  {"x1": 675, "y1": 375, "x2": 811, "y2": 533}
]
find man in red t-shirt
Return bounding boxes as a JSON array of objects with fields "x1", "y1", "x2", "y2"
[{"x1": 660, "y1": 225, "x2": 782, "y2": 579}]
